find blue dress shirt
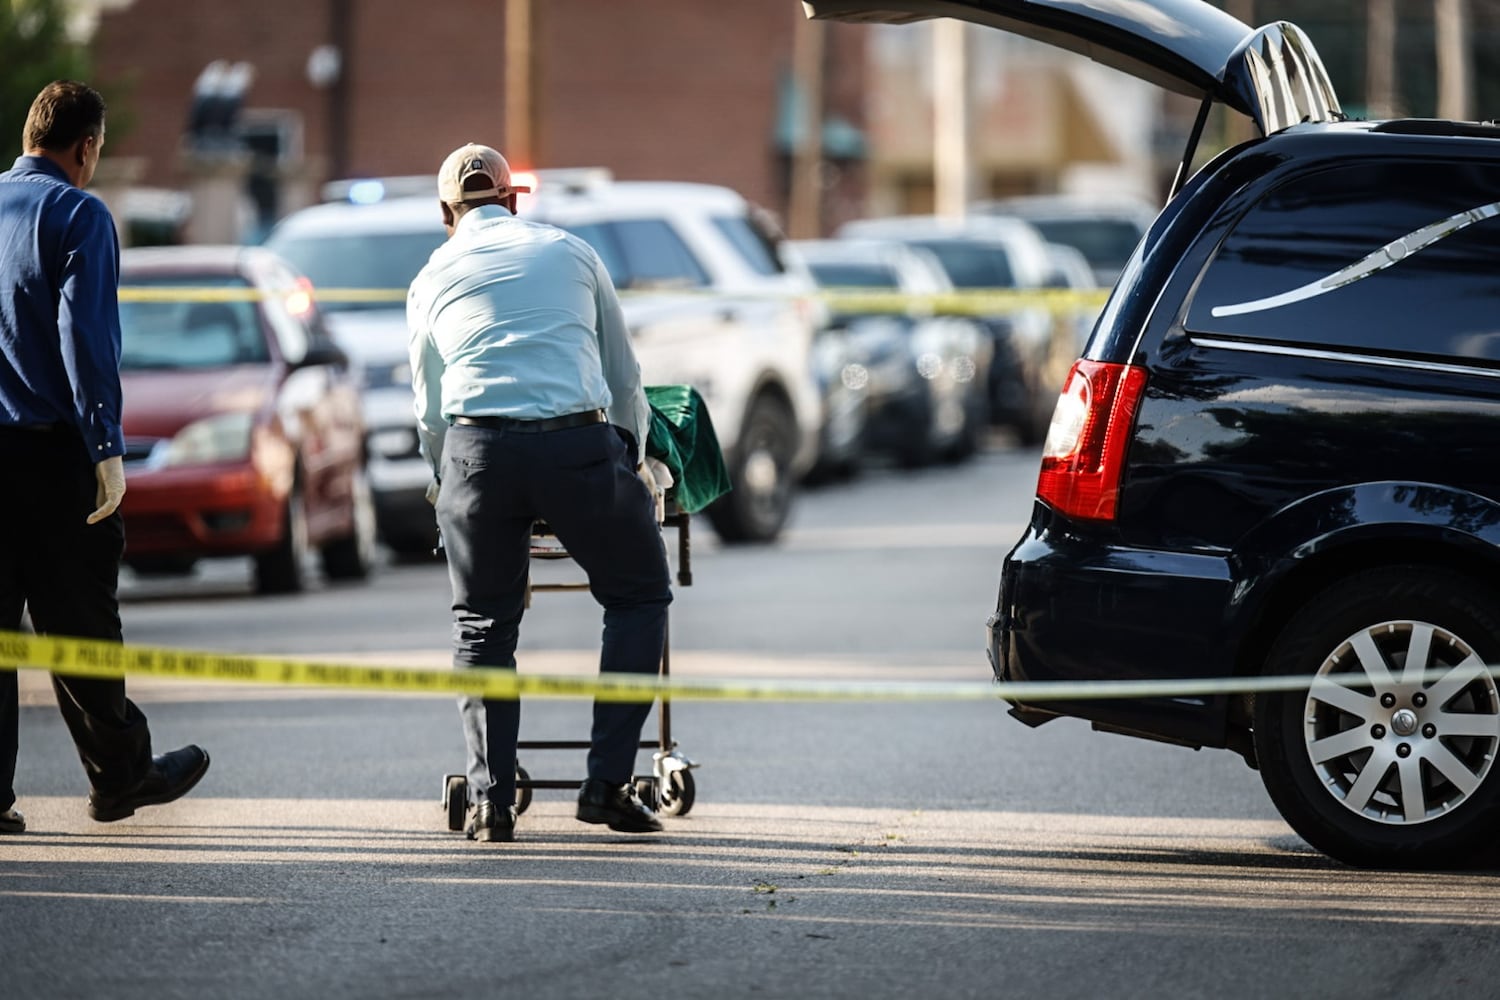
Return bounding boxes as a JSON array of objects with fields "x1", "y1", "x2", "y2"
[
  {"x1": 0, "y1": 155, "x2": 125, "y2": 460},
  {"x1": 407, "y1": 203, "x2": 649, "y2": 476}
]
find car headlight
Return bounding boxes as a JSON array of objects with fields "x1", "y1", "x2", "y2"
[{"x1": 160, "y1": 412, "x2": 255, "y2": 467}]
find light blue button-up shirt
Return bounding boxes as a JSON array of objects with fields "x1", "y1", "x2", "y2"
[{"x1": 407, "y1": 203, "x2": 648, "y2": 477}]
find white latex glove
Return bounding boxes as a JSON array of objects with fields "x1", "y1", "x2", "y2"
[
  {"x1": 639, "y1": 458, "x2": 672, "y2": 523},
  {"x1": 425, "y1": 478, "x2": 440, "y2": 507},
  {"x1": 87, "y1": 455, "x2": 125, "y2": 524}
]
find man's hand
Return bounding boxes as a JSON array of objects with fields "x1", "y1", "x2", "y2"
[{"x1": 87, "y1": 455, "x2": 125, "y2": 524}]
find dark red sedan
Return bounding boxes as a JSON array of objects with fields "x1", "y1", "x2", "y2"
[{"x1": 118, "y1": 246, "x2": 376, "y2": 593}]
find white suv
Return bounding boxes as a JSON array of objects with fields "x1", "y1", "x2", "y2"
[{"x1": 266, "y1": 171, "x2": 822, "y2": 545}]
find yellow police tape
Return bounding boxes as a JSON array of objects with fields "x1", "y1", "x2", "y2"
[
  {"x1": 2, "y1": 630, "x2": 1488, "y2": 705},
  {"x1": 117, "y1": 286, "x2": 1108, "y2": 317}
]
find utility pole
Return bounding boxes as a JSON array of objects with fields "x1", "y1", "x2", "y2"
[
  {"x1": 1366, "y1": 0, "x2": 1397, "y2": 118},
  {"x1": 933, "y1": 18, "x2": 971, "y2": 220},
  {"x1": 506, "y1": 0, "x2": 534, "y2": 166},
  {"x1": 1435, "y1": 0, "x2": 1471, "y2": 121},
  {"x1": 328, "y1": 0, "x2": 351, "y2": 179},
  {"x1": 788, "y1": 14, "x2": 826, "y2": 239}
]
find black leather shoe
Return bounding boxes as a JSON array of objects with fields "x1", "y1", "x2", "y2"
[
  {"x1": 88, "y1": 745, "x2": 211, "y2": 823},
  {"x1": 0, "y1": 807, "x2": 24, "y2": 834},
  {"x1": 466, "y1": 800, "x2": 517, "y2": 842},
  {"x1": 576, "y1": 778, "x2": 663, "y2": 833}
]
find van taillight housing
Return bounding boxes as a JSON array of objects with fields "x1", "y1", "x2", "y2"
[{"x1": 1035, "y1": 360, "x2": 1148, "y2": 521}]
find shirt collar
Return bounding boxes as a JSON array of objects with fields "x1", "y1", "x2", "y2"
[
  {"x1": 10, "y1": 155, "x2": 69, "y2": 182},
  {"x1": 455, "y1": 203, "x2": 513, "y2": 232}
]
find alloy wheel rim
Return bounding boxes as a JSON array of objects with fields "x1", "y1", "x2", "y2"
[{"x1": 1303, "y1": 619, "x2": 1500, "y2": 825}]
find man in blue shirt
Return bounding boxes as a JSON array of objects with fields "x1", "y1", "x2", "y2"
[
  {"x1": 0, "y1": 81, "x2": 209, "y2": 834},
  {"x1": 409, "y1": 143, "x2": 671, "y2": 842}
]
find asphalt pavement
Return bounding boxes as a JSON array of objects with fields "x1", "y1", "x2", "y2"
[{"x1": 4, "y1": 442, "x2": 1498, "y2": 999}]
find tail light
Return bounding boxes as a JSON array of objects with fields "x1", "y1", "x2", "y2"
[{"x1": 1035, "y1": 360, "x2": 1147, "y2": 521}]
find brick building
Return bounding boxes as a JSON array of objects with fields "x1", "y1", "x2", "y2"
[{"x1": 89, "y1": 0, "x2": 870, "y2": 239}]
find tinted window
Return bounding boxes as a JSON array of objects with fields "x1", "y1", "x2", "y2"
[
  {"x1": 910, "y1": 239, "x2": 1014, "y2": 288},
  {"x1": 119, "y1": 276, "x2": 270, "y2": 370},
  {"x1": 563, "y1": 219, "x2": 709, "y2": 290},
  {"x1": 806, "y1": 262, "x2": 900, "y2": 289},
  {"x1": 266, "y1": 231, "x2": 446, "y2": 312},
  {"x1": 1186, "y1": 162, "x2": 1500, "y2": 362},
  {"x1": 712, "y1": 215, "x2": 782, "y2": 276}
]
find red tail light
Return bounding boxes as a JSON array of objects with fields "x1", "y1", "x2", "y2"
[{"x1": 1035, "y1": 360, "x2": 1148, "y2": 521}]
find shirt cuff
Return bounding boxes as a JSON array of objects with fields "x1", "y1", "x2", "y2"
[{"x1": 88, "y1": 424, "x2": 126, "y2": 461}]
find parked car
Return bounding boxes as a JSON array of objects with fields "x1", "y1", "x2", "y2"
[
  {"x1": 1041, "y1": 240, "x2": 1102, "y2": 355},
  {"x1": 835, "y1": 214, "x2": 1064, "y2": 444},
  {"x1": 811, "y1": 0, "x2": 1500, "y2": 869},
  {"x1": 525, "y1": 172, "x2": 825, "y2": 542},
  {"x1": 118, "y1": 246, "x2": 376, "y2": 593},
  {"x1": 264, "y1": 196, "x2": 446, "y2": 557},
  {"x1": 788, "y1": 238, "x2": 991, "y2": 466},
  {"x1": 975, "y1": 193, "x2": 1158, "y2": 288},
  {"x1": 268, "y1": 172, "x2": 824, "y2": 545}
]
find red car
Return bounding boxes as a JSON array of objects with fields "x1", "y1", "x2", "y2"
[{"x1": 118, "y1": 246, "x2": 377, "y2": 593}]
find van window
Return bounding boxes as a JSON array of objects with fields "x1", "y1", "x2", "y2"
[{"x1": 1186, "y1": 162, "x2": 1500, "y2": 363}]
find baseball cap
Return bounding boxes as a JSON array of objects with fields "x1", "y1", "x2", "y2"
[{"x1": 437, "y1": 143, "x2": 532, "y2": 204}]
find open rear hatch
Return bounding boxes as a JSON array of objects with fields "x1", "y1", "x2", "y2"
[{"x1": 803, "y1": 0, "x2": 1342, "y2": 193}]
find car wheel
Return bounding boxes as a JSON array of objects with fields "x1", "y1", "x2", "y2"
[
  {"x1": 1253, "y1": 566, "x2": 1500, "y2": 868},
  {"x1": 706, "y1": 392, "x2": 797, "y2": 544},
  {"x1": 254, "y1": 487, "x2": 309, "y2": 594},
  {"x1": 321, "y1": 468, "x2": 378, "y2": 581}
]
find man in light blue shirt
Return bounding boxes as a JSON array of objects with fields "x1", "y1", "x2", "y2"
[{"x1": 408, "y1": 143, "x2": 670, "y2": 843}]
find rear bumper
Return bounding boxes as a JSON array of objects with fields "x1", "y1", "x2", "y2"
[
  {"x1": 122, "y1": 463, "x2": 283, "y2": 558},
  {"x1": 991, "y1": 504, "x2": 1239, "y2": 748}
]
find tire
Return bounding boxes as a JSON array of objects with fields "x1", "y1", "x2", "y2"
[
  {"x1": 705, "y1": 392, "x2": 798, "y2": 544},
  {"x1": 125, "y1": 554, "x2": 198, "y2": 577},
  {"x1": 1253, "y1": 566, "x2": 1500, "y2": 868},
  {"x1": 320, "y1": 468, "x2": 378, "y2": 581},
  {"x1": 254, "y1": 488, "x2": 308, "y2": 595}
]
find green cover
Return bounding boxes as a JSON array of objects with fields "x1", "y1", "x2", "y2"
[{"x1": 644, "y1": 384, "x2": 732, "y2": 514}]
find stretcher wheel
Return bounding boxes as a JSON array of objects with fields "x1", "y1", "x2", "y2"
[
  {"x1": 515, "y1": 764, "x2": 533, "y2": 816},
  {"x1": 634, "y1": 777, "x2": 659, "y2": 811},
  {"x1": 657, "y1": 768, "x2": 696, "y2": 817},
  {"x1": 444, "y1": 774, "x2": 468, "y2": 832}
]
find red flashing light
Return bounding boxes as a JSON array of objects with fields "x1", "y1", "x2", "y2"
[
  {"x1": 1035, "y1": 360, "x2": 1147, "y2": 521},
  {"x1": 511, "y1": 170, "x2": 539, "y2": 196},
  {"x1": 285, "y1": 277, "x2": 315, "y2": 318}
]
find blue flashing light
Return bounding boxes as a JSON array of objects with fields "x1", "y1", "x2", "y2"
[{"x1": 348, "y1": 180, "x2": 386, "y2": 205}]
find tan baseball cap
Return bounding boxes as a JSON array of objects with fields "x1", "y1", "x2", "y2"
[{"x1": 437, "y1": 143, "x2": 532, "y2": 204}]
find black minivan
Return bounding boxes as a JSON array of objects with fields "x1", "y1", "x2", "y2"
[{"x1": 808, "y1": 0, "x2": 1500, "y2": 868}]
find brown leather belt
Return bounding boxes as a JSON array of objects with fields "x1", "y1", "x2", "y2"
[{"x1": 451, "y1": 410, "x2": 606, "y2": 433}]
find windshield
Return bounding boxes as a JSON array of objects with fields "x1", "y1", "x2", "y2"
[
  {"x1": 119, "y1": 276, "x2": 270, "y2": 370},
  {"x1": 806, "y1": 262, "x2": 900, "y2": 289},
  {"x1": 911, "y1": 239, "x2": 1014, "y2": 289},
  {"x1": 266, "y1": 231, "x2": 446, "y2": 312}
]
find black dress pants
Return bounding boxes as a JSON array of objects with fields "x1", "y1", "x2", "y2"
[
  {"x1": 436, "y1": 420, "x2": 673, "y2": 809},
  {"x1": 0, "y1": 427, "x2": 151, "y2": 812}
]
